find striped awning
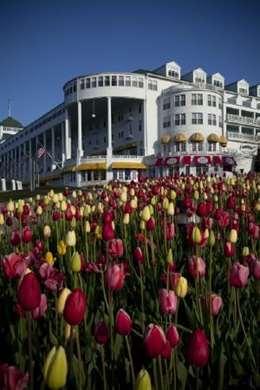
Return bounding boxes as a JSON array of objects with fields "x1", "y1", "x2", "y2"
[
  {"x1": 207, "y1": 133, "x2": 219, "y2": 143},
  {"x1": 219, "y1": 135, "x2": 227, "y2": 146},
  {"x1": 190, "y1": 132, "x2": 205, "y2": 142},
  {"x1": 173, "y1": 133, "x2": 187, "y2": 142},
  {"x1": 160, "y1": 134, "x2": 171, "y2": 144},
  {"x1": 111, "y1": 162, "x2": 147, "y2": 169}
]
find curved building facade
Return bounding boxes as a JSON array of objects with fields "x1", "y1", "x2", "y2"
[{"x1": 0, "y1": 61, "x2": 259, "y2": 187}]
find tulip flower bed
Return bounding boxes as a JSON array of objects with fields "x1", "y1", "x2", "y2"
[{"x1": 0, "y1": 175, "x2": 259, "y2": 390}]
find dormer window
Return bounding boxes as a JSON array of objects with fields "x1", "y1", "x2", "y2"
[
  {"x1": 239, "y1": 87, "x2": 248, "y2": 95},
  {"x1": 195, "y1": 77, "x2": 205, "y2": 84},
  {"x1": 168, "y1": 69, "x2": 179, "y2": 78},
  {"x1": 213, "y1": 80, "x2": 223, "y2": 88}
]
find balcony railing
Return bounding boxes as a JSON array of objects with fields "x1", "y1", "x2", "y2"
[
  {"x1": 227, "y1": 114, "x2": 260, "y2": 127},
  {"x1": 227, "y1": 131, "x2": 257, "y2": 142}
]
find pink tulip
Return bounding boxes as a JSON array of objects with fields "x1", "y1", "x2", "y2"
[
  {"x1": 105, "y1": 264, "x2": 126, "y2": 291},
  {"x1": 133, "y1": 247, "x2": 144, "y2": 264},
  {"x1": 187, "y1": 256, "x2": 206, "y2": 279},
  {"x1": 159, "y1": 289, "x2": 177, "y2": 315},
  {"x1": 108, "y1": 239, "x2": 124, "y2": 258},
  {"x1": 229, "y1": 262, "x2": 249, "y2": 288},
  {"x1": 210, "y1": 294, "x2": 223, "y2": 316},
  {"x1": 2, "y1": 253, "x2": 26, "y2": 280},
  {"x1": 251, "y1": 259, "x2": 260, "y2": 280}
]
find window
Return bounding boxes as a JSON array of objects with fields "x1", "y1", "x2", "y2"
[
  {"x1": 138, "y1": 77, "x2": 144, "y2": 88},
  {"x1": 80, "y1": 79, "x2": 85, "y2": 89},
  {"x1": 192, "y1": 113, "x2": 203, "y2": 124},
  {"x1": 175, "y1": 114, "x2": 180, "y2": 126},
  {"x1": 239, "y1": 88, "x2": 248, "y2": 95},
  {"x1": 132, "y1": 77, "x2": 138, "y2": 87},
  {"x1": 208, "y1": 113, "x2": 212, "y2": 125},
  {"x1": 148, "y1": 79, "x2": 158, "y2": 90},
  {"x1": 181, "y1": 113, "x2": 186, "y2": 125},
  {"x1": 163, "y1": 116, "x2": 171, "y2": 128},
  {"x1": 213, "y1": 80, "x2": 223, "y2": 88},
  {"x1": 125, "y1": 76, "x2": 131, "y2": 86},
  {"x1": 241, "y1": 127, "x2": 254, "y2": 135},
  {"x1": 118, "y1": 76, "x2": 124, "y2": 86},
  {"x1": 208, "y1": 95, "x2": 212, "y2": 106},
  {"x1": 212, "y1": 114, "x2": 216, "y2": 126},
  {"x1": 138, "y1": 103, "x2": 142, "y2": 113},
  {"x1": 138, "y1": 120, "x2": 142, "y2": 131},
  {"x1": 168, "y1": 70, "x2": 179, "y2": 78},
  {"x1": 112, "y1": 76, "x2": 117, "y2": 86},
  {"x1": 212, "y1": 96, "x2": 216, "y2": 107},
  {"x1": 175, "y1": 95, "x2": 180, "y2": 107},
  {"x1": 181, "y1": 94, "x2": 186, "y2": 106},
  {"x1": 163, "y1": 98, "x2": 171, "y2": 110},
  {"x1": 105, "y1": 76, "x2": 110, "y2": 86},
  {"x1": 195, "y1": 76, "x2": 205, "y2": 84},
  {"x1": 98, "y1": 76, "x2": 104, "y2": 87},
  {"x1": 192, "y1": 94, "x2": 203, "y2": 105},
  {"x1": 91, "y1": 77, "x2": 97, "y2": 88},
  {"x1": 208, "y1": 142, "x2": 217, "y2": 151}
]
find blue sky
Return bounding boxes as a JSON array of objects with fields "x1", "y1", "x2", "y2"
[{"x1": 0, "y1": 0, "x2": 259, "y2": 125}]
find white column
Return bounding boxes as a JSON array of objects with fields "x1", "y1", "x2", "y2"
[
  {"x1": 61, "y1": 122, "x2": 65, "y2": 165},
  {"x1": 51, "y1": 127, "x2": 56, "y2": 171},
  {"x1": 77, "y1": 101, "x2": 83, "y2": 159},
  {"x1": 65, "y1": 108, "x2": 71, "y2": 160},
  {"x1": 43, "y1": 132, "x2": 47, "y2": 173},
  {"x1": 106, "y1": 97, "x2": 113, "y2": 181},
  {"x1": 143, "y1": 99, "x2": 148, "y2": 155}
]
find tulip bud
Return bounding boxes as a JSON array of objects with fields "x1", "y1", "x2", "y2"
[
  {"x1": 167, "y1": 248, "x2": 173, "y2": 266},
  {"x1": 22, "y1": 226, "x2": 33, "y2": 243},
  {"x1": 64, "y1": 323, "x2": 72, "y2": 340},
  {"x1": 166, "y1": 324, "x2": 180, "y2": 348},
  {"x1": 94, "y1": 321, "x2": 109, "y2": 345},
  {"x1": 140, "y1": 220, "x2": 146, "y2": 230},
  {"x1": 106, "y1": 264, "x2": 126, "y2": 291},
  {"x1": 192, "y1": 226, "x2": 202, "y2": 245},
  {"x1": 0, "y1": 213, "x2": 4, "y2": 225},
  {"x1": 43, "y1": 225, "x2": 51, "y2": 239},
  {"x1": 167, "y1": 202, "x2": 175, "y2": 216},
  {"x1": 57, "y1": 288, "x2": 71, "y2": 314},
  {"x1": 135, "y1": 369, "x2": 152, "y2": 390},
  {"x1": 186, "y1": 329, "x2": 209, "y2": 367},
  {"x1": 208, "y1": 230, "x2": 215, "y2": 247},
  {"x1": 7, "y1": 200, "x2": 15, "y2": 212},
  {"x1": 123, "y1": 213, "x2": 130, "y2": 225},
  {"x1": 224, "y1": 241, "x2": 235, "y2": 257},
  {"x1": 43, "y1": 346, "x2": 68, "y2": 389},
  {"x1": 141, "y1": 206, "x2": 151, "y2": 222},
  {"x1": 36, "y1": 205, "x2": 43, "y2": 216},
  {"x1": 229, "y1": 262, "x2": 249, "y2": 288},
  {"x1": 187, "y1": 256, "x2": 206, "y2": 279},
  {"x1": 242, "y1": 246, "x2": 250, "y2": 257},
  {"x1": 175, "y1": 276, "x2": 188, "y2": 298},
  {"x1": 65, "y1": 230, "x2": 76, "y2": 247},
  {"x1": 17, "y1": 273, "x2": 41, "y2": 311},
  {"x1": 102, "y1": 222, "x2": 115, "y2": 241},
  {"x1": 144, "y1": 324, "x2": 166, "y2": 358},
  {"x1": 115, "y1": 309, "x2": 132, "y2": 336},
  {"x1": 163, "y1": 198, "x2": 169, "y2": 210},
  {"x1": 159, "y1": 289, "x2": 177, "y2": 315},
  {"x1": 71, "y1": 251, "x2": 81, "y2": 272},
  {"x1": 133, "y1": 247, "x2": 144, "y2": 264},
  {"x1": 210, "y1": 294, "x2": 223, "y2": 316},
  {"x1": 63, "y1": 288, "x2": 87, "y2": 326},
  {"x1": 229, "y1": 229, "x2": 238, "y2": 244},
  {"x1": 170, "y1": 190, "x2": 176, "y2": 200}
]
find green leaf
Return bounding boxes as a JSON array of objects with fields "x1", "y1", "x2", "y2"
[
  {"x1": 177, "y1": 360, "x2": 188, "y2": 390},
  {"x1": 217, "y1": 344, "x2": 227, "y2": 390}
]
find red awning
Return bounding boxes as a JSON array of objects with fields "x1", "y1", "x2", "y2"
[
  {"x1": 182, "y1": 155, "x2": 191, "y2": 165},
  {"x1": 193, "y1": 156, "x2": 211, "y2": 165},
  {"x1": 154, "y1": 157, "x2": 165, "y2": 167},
  {"x1": 165, "y1": 156, "x2": 180, "y2": 166},
  {"x1": 212, "y1": 155, "x2": 222, "y2": 165}
]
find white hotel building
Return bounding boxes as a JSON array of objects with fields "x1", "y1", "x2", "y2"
[{"x1": 0, "y1": 60, "x2": 259, "y2": 187}]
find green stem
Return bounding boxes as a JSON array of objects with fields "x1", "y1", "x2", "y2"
[
  {"x1": 153, "y1": 359, "x2": 159, "y2": 390},
  {"x1": 100, "y1": 346, "x2": 107, "y2": 390},
  {"x1": 125, "y1": 336, "x2": 135, "y2": 389},
  {"x1": 27, "y1": 312, "x2": 33, "y2": 390}
]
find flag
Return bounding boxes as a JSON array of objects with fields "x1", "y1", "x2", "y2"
[{"x1": 36, "y1": 147, "x2": 47, "y2": 159}]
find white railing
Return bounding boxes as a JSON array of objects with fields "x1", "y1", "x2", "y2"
[
  {"x1": 227, "y1": 114, "x2": 259, "y2": 127},
  {"x1": 112, "y1": 155, "x2": 143, "y2": 160},
  {"x1": 227, "y1": 131, "x2": 256, "y2": 141}
]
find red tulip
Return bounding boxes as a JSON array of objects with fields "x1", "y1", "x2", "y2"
[
  {"x1": 133, "y1": 247, "x2": 144, "y2": 264},
  {"x1": 105, "y1": 264, "x2": 126, "y2": 291},
  {"x1": 187, "y1": 256, "x2": 206, "y2": 279},
  {"x1": 251, "y1": 259, "x2": 260, "y2": 280},
  {"x1": 146, "y1": 217, "x2": 156, "y2": 231},
  {"x1": 144, "y1": 324, "x2": 166, "y2": 358},
  {"x1": 0, "y1": 363, "x2": 29, "y2": 390},
  {"x1": 197, "y1": 202, "x2": 209, "y2": 218},
  {"x1": 115, "y1": 309, "x2": 132, "y2": 336},
  {"x1": 103, "y1": 210, "x2": 114, "y2": 224},
  {"x1": 226, "y1": 195, "x2": 236, "y2": 209},
  {"x1": 161, "y1": 340, "x2": 172, "y2": 359},
  {"x1": 10, "y1": 230, "x2": 21, "y2": 246},
  {"x1": 63, "y1": 288, "x2": 87, "y2": 325},
  {"x1": 229, "y1": 262, "x2": 249, "y2": 288},
  {"x1": 17, "y1": 273, "x2": 41, "y2": 311},
  {"x1": 159, "y1": 289, "x2": 177, "y2": 315},
  {"x1": 2, "y1": 253, "x2": 26, "y2": 279},
  {"x1": 22, "y1": 226, "x2": 33, "y2": 243},
  {"x1": 108, "y1": 239, "x2": 124, "y2": 258},
  {"x1": 65, "y1": 207, "x2": 73, "y2": 221},
  {"x1": 52, "y1": 210, "x2": 61, "y2": 221},
  {"x1": 102, "y1": 222, "x2": 115, "y2": 241},
  {"x1": 224, "y1": 242, "x2": 235, "y2": 257},
  {"x1": 94, "y1": 321, "x2": 109, "y2": 345},
  {"x1": 186, "y1": 329, "x2": 209, "y2": 367},
  {"x1": 210, "y1": 294, "x2": 223, "y2": 316},
  {"x1": 166, "y1": 324, "x2": 180, "y2": 348},
  {"x1": 166, "y1": 223, "x2": 175, "y2": 240}
]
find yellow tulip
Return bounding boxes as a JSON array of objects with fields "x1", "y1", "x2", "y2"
[
  {"x1": 170, "y1": 190, "x2": 176, "y2": 200},
  {"x1": 43, "y1": 346, "x2": 68, "y2": 389},
  {"x1": 64, "y1": 323, "x2": 71, "y2": 340},
  {"x1": 71, "y1": 252, "x2": 81, "y2": 272},
  {"x1": 57, "y1": 288, "x2": 71, "y2": 314},
  {"x1": 61, "y1": 200, "x2": 67, "y2": 211},
  {"x1": 66, "y1": 230, "x2": 76, "y2": 247},
  {"x1": 43, "y1": 225, "x2": 51, "y2": 239},
  {"x1": 167, "y1": 202, "x2": 175, "y2": 216},
  {"x1": 120, "y1": 191, "x2": 127, "y2": 203},
  {"x1": 140, "y1": 220, "x2": 146, "y2": 230},
  {"x1": 36, "y1": 206, "x2": 43, "y2": 216},
  {"x1": 167, "y1": 248, "x2": 174, "y2": 265},
  {"x1": 123, "y1": 213, "x2": 130, "y2": 225},
  {"x1": 52, "y1": 194, "x2": 59, "y2": 204},
  {"x1": 162, "y1": 197, "x2": 169, "y2": 210},
  {"x1": 130, "y1": 198, "x2": 138, "y2": 209},
  {"x1": 242, "y1": 246, "x2": 250, "y2": 257},
  {"x1": 135, "y1": 369, "x2": 152, "y2": 390},
  {"x1": 229, "y1": 229, "x2": 238, "y2": 244},
  {"x1": 192, "y1": 226, "x2": 201, "y2": 244},
  {"x1": 85, "y1": 221, "x2": 91, "y2": 233},
  {"x1": 208, "y1": 230, "x2": 215, "y2": 247},
  {"x1": 57, "y1": 240, "x2": 66, "y2": 256},
  {"x1": 0, "y1": 213, "x2": 4, "y2": 225},
  {"x1": 7, "y1": 200, "x2": 15, "y2": 212},
  {"x1": 45, "y1": 252, "x2": 55, "y2": 265},
  {"x1": 141, "y1": 206, "x2": 151, "y2": 222},
  {"x1": 175, "y1": 276, "x2": 188, "y2": 298}
]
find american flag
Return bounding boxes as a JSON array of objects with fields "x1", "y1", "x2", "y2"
[{"x1": 36, "y1": 147, "x2": 47, "y2": 159}]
